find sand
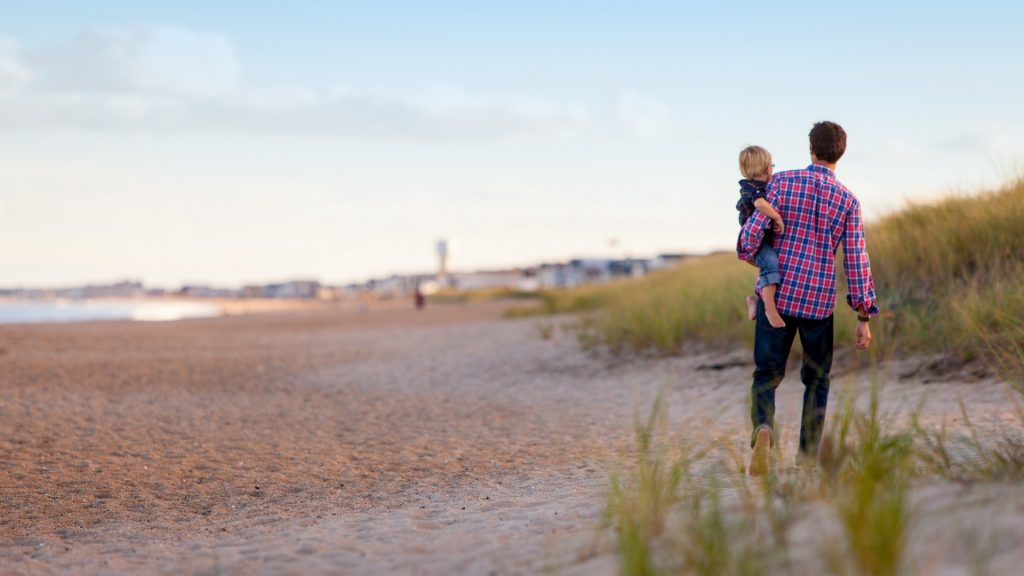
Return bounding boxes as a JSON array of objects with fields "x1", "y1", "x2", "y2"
[{"x1": 1, "y1": 300, "x2": 1022, "y2": 574}]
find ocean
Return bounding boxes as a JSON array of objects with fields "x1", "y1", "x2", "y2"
[{"x1": 0, "y1": 300, "x2": 220, "y2": 324}]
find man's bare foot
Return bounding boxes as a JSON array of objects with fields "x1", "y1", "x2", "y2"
[
  {"x1": 748, "y1": 426, "x2": 772, "y2": 476},
  {"x1": 745, "y1": 295, "x2": 759, "y2": 321},
  {"x1": 765, "y1": 306, "x2": 786, "y2": 329}
]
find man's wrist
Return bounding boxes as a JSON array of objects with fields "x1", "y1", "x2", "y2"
[{"x1": 857, "y1": 315, "x2": 871, "y2": 323}]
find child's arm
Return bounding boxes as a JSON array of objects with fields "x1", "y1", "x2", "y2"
[{"x1": 753, "y1": 198, "x2": 784, "y2": 234}]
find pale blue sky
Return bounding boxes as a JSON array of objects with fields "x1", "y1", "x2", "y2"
[{"x1": 2, "y1": 1, "x2": 1022, "y2": 287}]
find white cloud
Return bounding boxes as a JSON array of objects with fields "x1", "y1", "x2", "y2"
[
  {"x1": 615, "y1": 91, "x2": 674, "y2": 137},
  {"x1": 0, "y1": 38, "x2": 30, "y2": 96},
  {"x1": 0, "y1": 24, "x2": 678, "y2": 142},
  {"x1": 0, "y1": 92, "x2": 186, "y2": 130},
  {"x1": 941, "y1": 128, "x2": 1022, "y2": 157},
  {"x1": 32, "y1": 24, "x2": 241, "y2": 98}
]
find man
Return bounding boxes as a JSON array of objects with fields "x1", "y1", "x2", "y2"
[{"x1": 738, "y1": 120, "x2": 878, "y2": 476}]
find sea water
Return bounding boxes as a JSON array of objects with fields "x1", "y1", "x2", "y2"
[{"x1": 0, "y1": 300, "x2": 220, "y2": 324}]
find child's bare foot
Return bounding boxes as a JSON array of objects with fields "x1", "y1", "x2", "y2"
[
  {"x1": 745, "y1": 295, "x2": 759, "y2": 321},
  {"x1": 761, "y1": 285, "x2": 786, "y2": 328},
  {"x1": 765, "y1": 307, "x2": 786, "y2": 329}
]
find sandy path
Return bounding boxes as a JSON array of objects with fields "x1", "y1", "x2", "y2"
[{"x1": 2, "y1": 301, "x2": 1022, "y2": 574}]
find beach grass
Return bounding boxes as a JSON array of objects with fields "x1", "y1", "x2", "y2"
[
  {"x1": 512, "y1": 178, "x2": 1024, "y2": 359},
  {"x1": 912, "y1": 333, "x2": 1024, "y2": 483},
  {"x1": 824, "y1": 389, "x2": 914, "y2": 576},
  {"x1": 604, "y1": 397, "x2": 691, "y2": 575},
  {"x1": 604, "y1": 385, "x2": 1000, "y2": 576},
  {"x1": 606, "y1": 346, "x2": 1024, "y2": 576}
]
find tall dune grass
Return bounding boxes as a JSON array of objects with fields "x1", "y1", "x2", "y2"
[
  {"x1": 579, "y1": 254, "x2": 757, "y2": 352},
  {"x1": 872, "y1": 178, "x2": 1024, "y2": 356},
  {"x1": 606, "y1": 390, "x2": 921, "y2": 576},
  {"x1": 514, "y1": 178, "x2": 1024, "y2": 357},
  {"x1": 605, "y1": 377, "x2": 1024, "y2": 575}
]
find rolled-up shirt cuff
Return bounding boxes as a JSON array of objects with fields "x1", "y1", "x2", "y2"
[
  {"x1": 847, "y1": 295, "x2": 879, "y2": 316},
  {"x1": 736, "y1": 237, "x2": 756, "y2": 263}
]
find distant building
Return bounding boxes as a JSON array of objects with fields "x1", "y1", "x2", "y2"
[
  {"x1": 180, "y1": 285, "x2": 235, "y2": 298},
  {"x1": 68, "y1": 280, "x2": 145, "y2": 299},
  {"x1": 240, "y1": 285, "x2": 266, "y2": 298},
  {"x1": 568, "y1": 259, "x2": 605, "y2": 285},
  {"x1": 451, "y1": 269, "x2": 533, "y2": 292},
  {"x1": 263, "y1": 280, "x2": 321, "y2": 299},
  {"x1": 534, "y1": 257, "x2": 675, "y2": 289},
  {"x1": 650, "y1": 253, "x2": 689, "y2": 269},
  {"x1": 316, "y1": 286, "x2": 339, "y2": 300},
  {"x1": 269, "y1": 248, "x2": 692, "y2": 298},
  {"x1": 537, "y1": 263, "x2": 570, "y2": 289},
  {"x1": 609, "y1": 258, "x2": 649, "y2": 278}
]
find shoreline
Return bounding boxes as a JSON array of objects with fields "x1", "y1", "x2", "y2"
[{"x1": 0, "y1": 295, "x2": 344, "y2": 326}]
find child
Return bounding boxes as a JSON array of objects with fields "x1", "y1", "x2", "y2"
[{"x1": 736, "y1": 145, "x2": 786, "y2": 328}]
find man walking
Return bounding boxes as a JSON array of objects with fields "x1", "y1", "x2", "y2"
[{"x1": 738, "y1": 121, "x2": 878, "y2": 475}]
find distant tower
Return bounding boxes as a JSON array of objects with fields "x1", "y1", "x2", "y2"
[{"x1": 436, "y1": 238, "x2": 450, "y2": 285}]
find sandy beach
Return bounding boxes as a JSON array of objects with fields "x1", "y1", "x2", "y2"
[{"x1": 2, "y1": 300, "x2": 1023, "y2": 575}]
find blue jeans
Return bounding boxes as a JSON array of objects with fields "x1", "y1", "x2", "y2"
[
  {"x1": 751, "y1": 299, "x2": 834, "y2": 455},
  {"x1": 754, "y1": 243, "x2": 781, "y2": 291}
]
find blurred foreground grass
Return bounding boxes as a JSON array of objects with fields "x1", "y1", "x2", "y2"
[
  {"x1": 510, "y1": 178, "x2": 1024, "y2": 358},
  {"x1": 606, "y1": 378, "x2": 1024, "y2": 576}
]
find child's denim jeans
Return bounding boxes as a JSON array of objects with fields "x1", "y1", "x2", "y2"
[{"x1": 754, "y1": 243, "x2": 781, "y2": 291}]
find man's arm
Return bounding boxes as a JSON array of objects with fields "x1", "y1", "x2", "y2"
[
  {"x1": 738, "y1": 211, "x2": 772, "y2": 262},
  {"x1": 842, "y1": 200, "x2": 879, "y2": 317},
  {"x1": 753, "y1": 198, "x2": 784, "y2": 234}
]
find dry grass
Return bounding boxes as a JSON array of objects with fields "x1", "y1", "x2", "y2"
[
  {"x1": 513, "y1": 179, "x2": 1024, "y2": 359},
  {"x1": 606, "y1": 351, "x2": 1024, "y2": 576},
  {"x1": 603, "y1": 386, "x2": 984, "y2": 576}
]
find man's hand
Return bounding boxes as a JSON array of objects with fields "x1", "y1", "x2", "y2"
[
  {"x1": 855, "y1": 320, "x2": 872, "y2": 350},
  {"x1": 772, "y1": 217, "x2": 785, "y2": 235}
]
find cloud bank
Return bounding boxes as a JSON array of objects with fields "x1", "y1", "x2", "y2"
[{"x1": 0, "y1": 24, "x2": 674, "y2": 140}]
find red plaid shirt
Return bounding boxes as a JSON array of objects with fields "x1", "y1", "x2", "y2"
[{"x1": 738, "y1": 164, "x2": 878, "y2": 320}]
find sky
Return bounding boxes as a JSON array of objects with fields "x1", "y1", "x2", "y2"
[{"x1": 2, "y1": 1, "x2": 1022, "y2": 288}]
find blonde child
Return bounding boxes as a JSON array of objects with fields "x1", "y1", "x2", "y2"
[{"x1": 736, "y1": 146, "x2": 786, "y2": 328}]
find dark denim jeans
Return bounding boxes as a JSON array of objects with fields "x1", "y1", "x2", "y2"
[{"x1": 751, "y1": 299, "x2": 834, "y2": 455}]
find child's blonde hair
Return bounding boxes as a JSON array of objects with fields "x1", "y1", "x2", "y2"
[{"x1": 739, "y1": 145, "x2": 772, "y2": 180}]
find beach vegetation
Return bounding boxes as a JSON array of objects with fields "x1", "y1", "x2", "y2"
[
  {"x1": 604, "y1": 386, "x2": 951, "y2": 576},
  {"x1": 512, "y1": 178, "x2": 1024, "y2": 360}
]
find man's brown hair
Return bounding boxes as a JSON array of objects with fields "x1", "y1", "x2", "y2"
[{"x1": 809, "y1": 121, "x2": 846, "y2": 164}]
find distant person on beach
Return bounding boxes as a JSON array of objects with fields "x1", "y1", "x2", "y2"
[
  {"x1": 736, "y1": 145, "x2": 786, "y2": 328},
  {"x1": 737, "y1": 121, "x2": 878, "y2": 476},
  {"x1": 414, "y1": 284, "x2": 425, "y2": 311}
]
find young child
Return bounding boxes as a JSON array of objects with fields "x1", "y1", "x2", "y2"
[{"x1": 736, "y1": 145, "x2": 786, "y2": 328}]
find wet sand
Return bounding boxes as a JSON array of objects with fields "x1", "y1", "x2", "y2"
[{"x1": 1, "y1": 300, "x2": 1022, "y2": 574}]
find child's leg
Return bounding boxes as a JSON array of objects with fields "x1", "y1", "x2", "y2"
[
  {"x1": 761, "y1": 284, "x2": 785, "y2": 328},
  {"x1": 754, "y1": 245, "x2": 785, "y2": 328}
]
